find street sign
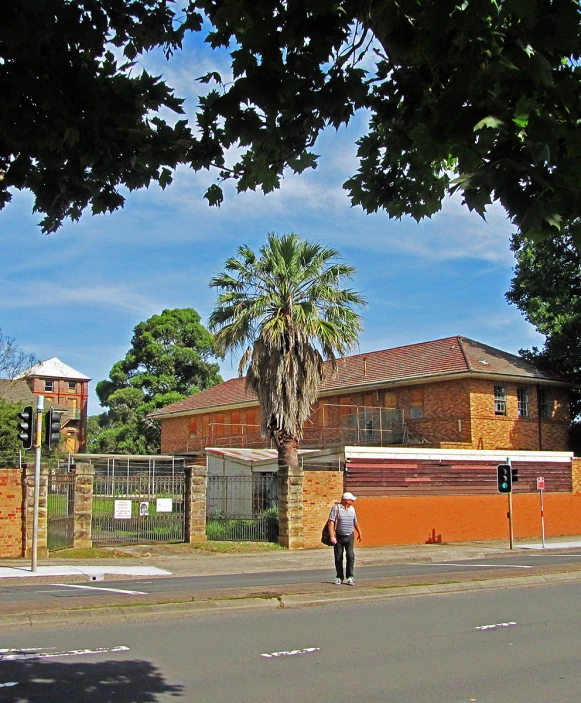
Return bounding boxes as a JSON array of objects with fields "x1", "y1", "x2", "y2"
[{"x1": 537, "y1": 476, "x2": 545, "y2": 491}]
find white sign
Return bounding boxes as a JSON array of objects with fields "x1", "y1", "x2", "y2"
[
  {"x1": 114, "y1": 500, "x2": 132, "y2": 520},
  {"x1": 537, "y1": 476, "x2": 545, "y2": 491},
  {"x1": 156, "y1": 498, "x2": 173, "y2": 513},
  {"x1": 139, "y1": 501, "x2": 149, "y2": 516}
]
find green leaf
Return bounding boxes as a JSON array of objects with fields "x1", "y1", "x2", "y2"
[{"x1": 473, "y1": 116, "x2": 505, "y2": 131}]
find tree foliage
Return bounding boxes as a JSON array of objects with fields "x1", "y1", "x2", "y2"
[
  {"x1": 507, "y1": 225, "x2": 581, "y2": 422},
  {"x1": 0, "y1": 329, "x2": 37, "y2": 379},
  {"x1": 210, "y1": 233, "x2": 364, "y2": 467},
  {"x1": 2, "y1": 1, "x2": 580, "y2": 241},
  {"x1": 0, "y1": 399, "x2": 24, "y2": 465},
  {"x1": 89, "y1": 308, "x2": 222, "y2": 454}
]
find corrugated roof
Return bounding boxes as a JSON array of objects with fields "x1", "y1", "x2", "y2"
[
  {"x1": 151, "y1": 336, "x2": 564, "y2": 418},
  {"x1": 19, "y1": 357, "x2": 91, "y2": 381}
]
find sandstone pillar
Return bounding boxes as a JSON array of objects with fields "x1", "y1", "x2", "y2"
[
  {"x1": 277, "y1": 464, "x2": 304, "y2": 549},
  {"x1": 73, "y1": 462, "x2": 94, "y2": 549},
  {"x1": 185, "y1": 464, "x2": 207, "y2": 543}
]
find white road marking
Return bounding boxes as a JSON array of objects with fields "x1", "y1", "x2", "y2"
[
  {"x1": 261, "y1": 647, "x2": 321, "y2": 658},
  {"x1": 0, "y1": 648, "x2": 54, "y2": 653},
  {"x1": 475, "y1": 622, "x2": 517, "y2": 630},
  {"x1": 50, "y1": 583, "x2": 148, "y2": 595},
  {"x1": 420, "y1": 563, "x2": 532, "y2": 569},
  {"x1": 0, "y1": 646, "x2": 130, "y2": 662},
  {"x1": 525, "y1": 553, "x2": 581, "y2": 557},
  {"x1": 0, "y1": 682, "x2": 18, "y2": 688}
]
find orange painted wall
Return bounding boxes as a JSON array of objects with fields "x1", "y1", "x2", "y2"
[{"x1": 354, "y1": 493, "x2": 581, "y2": 546}]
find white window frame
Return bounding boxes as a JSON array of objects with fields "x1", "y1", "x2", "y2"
[
  {"x1": 494, "y1": 385, "x2": 507, "y2": 415},
  {"x1": 517, "y1": 387, "x2": 529, "y2": 417}
]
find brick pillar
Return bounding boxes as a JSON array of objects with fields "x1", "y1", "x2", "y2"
[
  {"x1": 185, "y1": 464, "x2": 207, "y2": 543},
  {"x1": 572, "y1": 458, "x2": 581, "y2": 493},
  {"x1": 23, "y1": 465, "x2": 48, "y2": 558},
  {"x1": 278, "y1": 465, "x2": 304, "y2": 549},
  {"x1": 73, "y1": 462, "x2": 94, "y2": 549}
]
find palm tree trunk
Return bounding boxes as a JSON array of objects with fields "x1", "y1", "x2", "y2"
[{"x1": 272, "y1": 429, "x2": 304, "y2": 549}]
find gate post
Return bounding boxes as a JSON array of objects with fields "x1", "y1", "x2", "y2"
[
  {"x1": 185, "y1": 464, "x2": 207, "y2": 543},
  {"x1": 23, "y1": 464, "x2": 48, "y2": 558},
  {"x1": 277, "y1": 464, "x2": 304, "y2": 549},
  {"x1": 72, "y1": 462, "x2": 94, "y2": 549}
]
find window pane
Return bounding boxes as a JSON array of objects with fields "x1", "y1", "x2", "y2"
[
  {"x1": 494, "y1": 385, "x2": 506, "y2": 415},
  {"x1": 517, "y1": 387, "x2": 529, "y2": 417},
  {"x1": 539, "y1": 389, "x2": 551, "y2": 419}
]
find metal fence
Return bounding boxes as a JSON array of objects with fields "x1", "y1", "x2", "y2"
[
  {"x1": 59, "y1": 454, "x2": 186, "y2": 477},
  {"x1": 206, "y1": 474, "x2": 278, "y2": 542},
  {"x1": 47, "y1": 471, "x2": 75, "y2": 551},
  {"x1": 92, "y1": 473, "x2": 186, "y2": 546}
]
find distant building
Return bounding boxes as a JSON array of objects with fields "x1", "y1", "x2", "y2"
[{"x1": 18, "y1": 358, "x2": 91, "y2": 452}]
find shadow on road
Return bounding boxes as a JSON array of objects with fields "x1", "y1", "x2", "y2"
[{"x1": 0, "y1": 657, "x2": 183, "y2": 701}]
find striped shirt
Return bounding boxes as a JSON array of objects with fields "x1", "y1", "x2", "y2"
[{"x1": 329, "y1": 504, "x2": 357, "y2": 536}]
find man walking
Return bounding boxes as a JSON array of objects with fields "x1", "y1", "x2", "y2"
[{"x1": 328, "y1": 492, "x2": 362, "y2": 586}]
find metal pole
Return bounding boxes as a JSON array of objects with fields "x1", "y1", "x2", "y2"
[
  {"x1": 540, "y1": 489, "x2": 546, "y2": 548},
  {"x1": 508, "y1": 491, "x2": 514, "y2": 550},
  {"x1": 31, "y1": 395, "x2": 44, "y2": 572}
]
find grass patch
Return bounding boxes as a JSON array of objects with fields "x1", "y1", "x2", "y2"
[
  {"x1": 49, "y1": 547, "x2": 133, "y2": 559},
  {"x1": 179, "y1": 540, "x2": 283, "y2": 554}
]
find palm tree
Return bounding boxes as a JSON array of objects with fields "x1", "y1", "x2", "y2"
[{"x1": 209, "y1": 232, "x2": 365, "y2": 470}]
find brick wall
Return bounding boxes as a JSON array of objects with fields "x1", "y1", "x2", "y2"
[
  {"x1": 161, "y1": 416, "x2": 192, "y2": 454},
  {"x1": 572, "y1": 458, "x2": 581, "y2": 494},
  {"x1": 303, "y1": 469, "x2": 344, "y2": 549},
  {"x1": 161, "y1": 377, "x2": 570, "y2": 454},
  {"x1": 0, "y1": 469, "x2": 24, "y2": 558},
  {"x1": 470, "y1": 380, "x2": 569, "y2": 451}
]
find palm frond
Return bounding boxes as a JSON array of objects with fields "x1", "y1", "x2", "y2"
[{"x1": 210, "y1": 232, "x2": 365, "y2": 440}]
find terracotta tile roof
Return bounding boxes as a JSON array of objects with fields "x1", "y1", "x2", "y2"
[{"x1": 151, "y1": 336, "x2": 564, "y2": 418}]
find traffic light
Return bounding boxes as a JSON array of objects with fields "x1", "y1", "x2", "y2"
[
  {"x1": 511, "y1": 468, "x2": 519, "y2": 483},
  {"x1": 45, "y1": 408, "x2": 63, "y2": 449},
  {"x1": 497, "y1": 464, "x2": 512, "y2": 493},
  {"x1": 17, "y1": 406, "x2": 34, "y2": 450}
]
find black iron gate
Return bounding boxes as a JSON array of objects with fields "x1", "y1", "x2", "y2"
[
  {"x1": 47, "y1": 471, "x2": 75, "y2": 550},
  {"x1": 92, "y1": 473, "x2": 185, "y2": 546},
  {"x1": 206, "y1": 473, "x2": 278, "y2": 542}
]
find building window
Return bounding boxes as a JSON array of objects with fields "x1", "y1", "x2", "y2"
[
  {"x1": 539, "y1": 389, "x2": 552, "y2": 419},
  {"x1": 409, "y1": 406, "x2": 424, "y2": 419},
  {"x1": 68, "y1": 381, "x2": 77, "y2": 391},
  {"x1": 494, "y1": 385, "x2": 507, "y2": 415},
  {"x1": 517, "y1": 387, "x2": 529, "y2": 417},
  {"x1": 44, "y1": 380, "x2": 54, "y2": 392}
]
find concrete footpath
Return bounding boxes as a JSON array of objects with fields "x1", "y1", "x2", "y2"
[{"x1": 1, "y1": 537, "x2": 581, "y2": 629}]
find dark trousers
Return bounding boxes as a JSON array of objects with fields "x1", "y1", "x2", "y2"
[{"x1": 334, "y1": 533, "x2": 355, "y2": 580}]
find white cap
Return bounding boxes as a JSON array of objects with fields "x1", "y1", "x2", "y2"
[{"x1": 342, "y1": 492, "x2": 357, "y2": 501}]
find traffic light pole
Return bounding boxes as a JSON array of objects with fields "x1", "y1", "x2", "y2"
[
  {"x1": 31, "y1": 395, "x2": 44, "y2": 573},
  {"x1": 508, "y1": 491, "x2": 514, "y2": 550},
  {"x1": 507, "y1": 457, "x2": 514, "y2": 550}
]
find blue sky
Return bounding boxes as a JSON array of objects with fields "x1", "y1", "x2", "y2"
[{"x1": 0, "y1": 35, "x2": 544, "y2": 417}]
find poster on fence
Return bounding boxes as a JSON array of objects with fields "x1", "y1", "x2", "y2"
[
  {"x1": 114, "y1": 500, "x2": 132, "y2": 520},
  {"x1": 156, "y1": 498, "x2": 173, "y2": 513}
]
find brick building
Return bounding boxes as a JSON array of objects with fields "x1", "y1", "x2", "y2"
[
  {"x1": 152, "y1": 336, "x2": 571, "y2": 456},
  {"x1": 19, "y1": 358, "x2": 91, "y2": 452}
]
